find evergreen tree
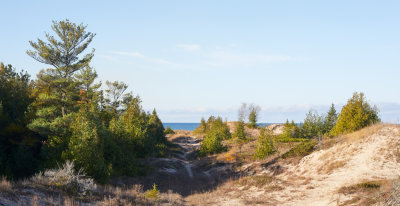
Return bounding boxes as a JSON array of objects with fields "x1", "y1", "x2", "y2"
[
  {"x1": 0, "y1": 63, "x2": 42, "y2": 179},
  {"x1": 193, "y1": 117, "x2": 207, "y2": 134},
  {"x1": 323, "y1": 104, "x2": 338, "y2": 135},
  {"x1": 233, "y1": 120, "x2": 246, "y2": 140},
  {"x1": 254, "y1": 128, "x2": 276, "y2": 159},
  {"x1": 198, "y1": 116, "x2": 230, "y2": 156},
  {"x1": 105, "y1": 80, "x2": 129, "y2": 114},
  {"x1": 234, "y1": 103, "x2": 247, "y2": 140},
  {"x1": 75, "y1": 66, "x2": 102, "y2": 107},
  {"x1": 248, "y1": 104, "x2": 260, "y2": 128},
  {"x1": 27, "y1": 19, "x2": 96, "y2": 167},
  {"x1": 301, "y1": 110, "x2": 324, "y2": 139},
  {"x1": 63, "y1": 109, "x2": 110, "y2": 183},
  {"x1": 27, "y1": 19, "x2": 95, "y2": 118},
  {"x1": 330, "y1": 92, "x2": 380, "y2": 136}
]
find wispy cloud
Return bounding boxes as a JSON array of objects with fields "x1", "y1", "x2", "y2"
[
  {"x1": 206, "y1": 51, "x2": 294, "y2": 67},
  {"x1": 176, "y1": 44, "x2": 201, "y2": 51},
  {"x1": 108, "y1": 51, "x2": 182, "y2": 67}
]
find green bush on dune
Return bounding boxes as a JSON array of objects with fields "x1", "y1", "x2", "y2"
[
  {"x1": 198, "y1": 116, "x2": 231, "y2": 157},
  {"x1": 254, "y1": 128, "x2": 276, "y2": 159},
  {"x1": 330, "y1": 92, "x2": 380, "y2": 136}
]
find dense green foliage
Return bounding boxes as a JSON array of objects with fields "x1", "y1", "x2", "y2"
[
  {"x1": 279, "y1": 104, "x2": 339, "y2": 140},
  {"x1": 0, "y1": 63, "x2": 42, "y2": 179},
  {"x1": 300, "y1": 110, "x2": 325, "y2": 139},
  {"x1": 277, "y1": 120, "x2": 302, "y2": 142},
  {"x1": 0, "y1": 20, "x2": 167, "y2": 182},
  {"x1": 193, "y1": 117, "x2": 207, "y2": 134},
  {"x1": 324, "y1": 104, "x2": 338, "y2": 135},
  {"x1": 330, "y1": 92, "x2": 380, "y2": 136},
  {"x1": 281, "y1": 141, "x2": 317, "y2": 159},
  {"x1": 198, "y1": 116, "x2": 231, "y2": 157},
  {"x1": 254, "y1": 128, "x2": 276, "y2": 159},
  {"x1": 248, "y1": 104, "x2": 260, "y2": 128},
  {"x1": 164, "y1": 126, "x2": 175, "y2": 135},
  {"x1": 233, "y1": 120, "x2": 246, "y2": 140}
]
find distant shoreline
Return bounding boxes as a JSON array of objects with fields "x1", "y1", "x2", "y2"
[{"x1": 163, "y1": 122, "x2": 284, "y2": 131}]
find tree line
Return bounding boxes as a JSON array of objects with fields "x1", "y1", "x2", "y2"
[
  {"x1": 195, "y1": 92, "x2": 380, "y2": 158},
  {"x1": 0, "y1": 20, "x2": 167, "y2": 183}
]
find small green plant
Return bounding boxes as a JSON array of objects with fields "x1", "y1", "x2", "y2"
[
  {"x1": 145, "y1": 183, "x2": 160, "y2": 200},
  {"x1": 164, "y1": 126, "x2": 175, "y2": 135},
  {"x1": 254, "y1": 128, "x2": 276, "y2": 159}
]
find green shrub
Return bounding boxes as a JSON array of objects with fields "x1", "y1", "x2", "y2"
[
  {"x1": 330, "y1": 92, "x2": 380, "y2": 136},
  {"x1": 323, "y1": 104, "x2": 338, "y2": 136},
  {"x1": 164, "y1": 126, "x2": 175, "y2": 135},
  {"x1": 145, "y1": 183, "x2": 160, "y2": 200},
  {"x1": 247, "y1": 104, "x2": 260, "y2": 129},
  {"x1": 277, "y1": 120, "x2": 302, "y2": 142},
  {"x1": 300, "y1": 110, "x2": 325, "y2": 139},
  {"x1": 281, "y1": 141, "x2": 316, "y2": 159},
  {"x1": 198, "y1": 116, "x2": 230, "y2": 157},
  {"x1": 254, "y1": 128, "x2": 276, "y2": 159},
  {"x1": 276, "y1": 136, "x2": 308, "y2": 143},
  {"x1": 193, "y1": 117, "x2": 207, "y2": 134},
  {"x1": 233, "y1": 120, "x2": 246, "y2": 140}
]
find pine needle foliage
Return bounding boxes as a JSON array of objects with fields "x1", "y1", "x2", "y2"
[
  {"x1": 198, "y1": 116, "x2": 231, "y2": 157},
  {"x1": 330, "y1": 92, "x2": 380, "y2": 136},
  {"x1": 254, "y1": 128, "x2": 276, "y2": 159}
]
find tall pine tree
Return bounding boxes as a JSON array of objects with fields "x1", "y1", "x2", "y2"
[{"x1": 27, "y1": 19, "x2": 96, "y2": 166}]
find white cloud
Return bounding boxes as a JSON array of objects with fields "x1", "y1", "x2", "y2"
[{"x1": 176, "y1": 44, "x2": 201, "y2": 51}]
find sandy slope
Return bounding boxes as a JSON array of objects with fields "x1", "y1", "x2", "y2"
[
  {"x1": 280, "y1": 125, "x2": 400, "y2": 205},
  {"x1": 201, "y1": 125, "x2": 400, "y2": 205}
]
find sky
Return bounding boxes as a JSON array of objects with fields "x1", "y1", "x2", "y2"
[{"x1": 1, "y1": 0, "x2": 399, "y2": 123}]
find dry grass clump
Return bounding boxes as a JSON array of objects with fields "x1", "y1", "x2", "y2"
[
  {"x1": 342, "y1": 123, "x2": 385, "y2": 142},
  {"x1": 31, "y1": 161, "x2": 97, "y2": 196},
  {"x1": 337, "y1": 179, "x2": 392, "y2": 206},
  {"x1": 216, "y1": 147, "x2": 237, "y2": 162},
  {"x1": 0, "y1": 177, "x2": 12, "y2": 192},
  {"x1": 236, "y1": 174, "x2": 273, "y2": 188},
  {"x1": 318, "y1": 160, "x2": 347, "y2": 174}
]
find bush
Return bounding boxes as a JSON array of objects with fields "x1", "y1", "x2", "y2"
[
  {"x1": 300, "y1": 110, "x2": 325, "y2": 139},
  {"x1": 64, "y1": 111, "x2": 110, "y2": 184},
  {"x1": 254, "y1": 128, "x2": 276, "y2": 159},
  {"x1": 330, "y1": 92, "x2": 380, "y2": 136},
  {"x1": 193, "y1": 117, "x2": 207, "y2": 134},
  {"x1": 164, "y1": 126, "x2": 175, "y2": 135},
  {"x1": 247, "y1": 104, "x2": 260, "y2": 129},
  {"x1": 198, "y1": 116, "x2": 230, "y2": 157},
  {"x1": 233, "y1": 120, "x2": 246, "y2": 140},
  {"x1": 145, "y1": 183, "x2": 160, "y2": 200},
  {"x1": 277, "y1": 120, "x2": 303, "y2": 142},
  {"x1": 281, "y1": 141, "x2": 316, "y2": 159}
]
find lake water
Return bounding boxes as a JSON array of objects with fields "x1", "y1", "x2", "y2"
[
  {"x1": 163, "y1": 123, "x2": 277, "y2": 131},
  {"x1": 163, "y1": 123, "x2": 200, "y2": 131}
]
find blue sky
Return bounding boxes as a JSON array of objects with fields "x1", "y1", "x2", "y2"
[{"x1": 1, "y1": 1, "x2": 399, "y2": 122}]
